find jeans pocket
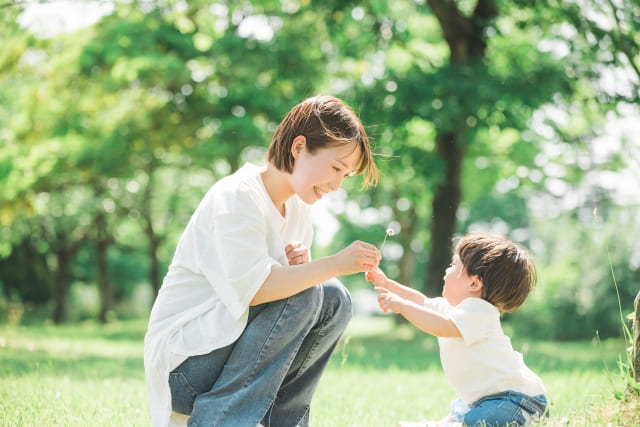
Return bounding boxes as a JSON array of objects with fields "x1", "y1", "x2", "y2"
[
  {"x1": 169, "y1": 372, "x2": 198, "y2": 415},
  {"x1": 465, "y1": 396, "x2": 525, "y2": 427},
  {"x1": 519, "y1": 395, "x2": 547, "y2": 415}
]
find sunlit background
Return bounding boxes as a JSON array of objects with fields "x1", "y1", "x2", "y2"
[{"x1": 2, "y1": 0, "x2": 638, "y2": 342}]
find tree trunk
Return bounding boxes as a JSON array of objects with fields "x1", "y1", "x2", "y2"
[
  {"x1": 149, "y1": 234, "x2": 161, "y2": 296},
  {"x1": 422, "y1": 0, "x2": 497, "y2": 295},
  {"x1": 142, "y1": 163, "x2": 162, "y2": 297},
  {"x1": 52, "y1": 249, "x2": 72, "y2": 324},
  {"x1": 48, "y1": 224, "x2": 86, "y2": 324},
  {"x1": 95, "y1": 213, "x2": 113, "y2": 324},
  {"x1": 425, "y1": 132, "x2": 466, "y2": 296}
]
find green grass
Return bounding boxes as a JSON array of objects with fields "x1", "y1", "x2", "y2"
[{"x1": 0, "y1": 316, "x2": 635, "y2": 426}]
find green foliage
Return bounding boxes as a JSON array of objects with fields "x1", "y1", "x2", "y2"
[
  {"x1": 0, "y1": 0, "x2": 637, "y2": 334},
  {"x1": 508, "y1": 207, "x2": 640, "y2": 340}
]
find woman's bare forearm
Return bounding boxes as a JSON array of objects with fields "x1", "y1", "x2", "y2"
[{"x1": 250, "y1": 256, "x2": 339, "y2": 305}]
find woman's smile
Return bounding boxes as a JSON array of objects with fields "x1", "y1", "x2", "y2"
[{"x1": 313, "y1": 186, "x2": 330, "y2": 199}]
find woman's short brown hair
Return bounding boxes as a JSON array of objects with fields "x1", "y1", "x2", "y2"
[
  {"x1": 267, "y1": 95, "x2": 378, "y2": 188},
  {"x1": 455, "y1": 232, "x2": 537, "y2": 313}
]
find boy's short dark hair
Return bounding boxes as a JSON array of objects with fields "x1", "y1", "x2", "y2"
[
  {"x1": 267, "y1": 95, "x2": 378, "y2": 188},
  {"x1": 455, "y1": 232, "x2": 537, "y2": 313}
]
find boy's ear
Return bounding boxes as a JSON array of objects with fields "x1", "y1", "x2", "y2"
[
  {"x1": 291, "y1": 135, "x2": 306, "y2": 159},
  {"x1": 470, "y1": 275, "x2": 483, "y2": 293}
]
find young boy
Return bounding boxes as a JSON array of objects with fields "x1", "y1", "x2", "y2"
[{"x1": 367, "y1": 232, "x2": 548, "y2": 427}]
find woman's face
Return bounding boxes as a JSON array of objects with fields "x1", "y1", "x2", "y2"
[{"x1": 289, "y1": 137, "x2": 361, "y2": 205}]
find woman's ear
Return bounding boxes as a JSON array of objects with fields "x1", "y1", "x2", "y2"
[{"x1": 291, "y1": 135, "x2": 306, "y2": 159}]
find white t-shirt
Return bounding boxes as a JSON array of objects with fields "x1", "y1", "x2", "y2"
[
  {"x1": 144, "y1": 163, "x2": 313, "y2": 427},
  {"x1": 424, "y1": 297, "x2": 546, "y2": 405}
]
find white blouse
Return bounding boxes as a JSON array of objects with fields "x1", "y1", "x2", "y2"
[
  {"x1": 144, "y1": 163, "x2": 313, "y2": 426},
  {"x1": 425, "y1": 297, "x2": 546, "y2": 405}
]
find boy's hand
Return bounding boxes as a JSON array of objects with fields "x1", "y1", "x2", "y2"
[
  {"x1": 285, "y1": 242, "x2": 309, "y2": 265},
  {"x1": 374, "y1": 287, "x2": 403, "y2": 314},
  {"x1": 365, "y1": 267, "x2": 389, "y2": 288}
]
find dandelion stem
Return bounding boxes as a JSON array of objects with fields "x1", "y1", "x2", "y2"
[
  {"x1": 380, "y1": 228, "x2": 394, "y2": 253},
  {"x1": 381, "y1": 233, "x2": 389, "y2": 253}
]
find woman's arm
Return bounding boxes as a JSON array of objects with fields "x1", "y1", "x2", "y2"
[
  {"x1": 375, "y1": 287, "x2": 461, "y2": 338},
  {"x1": 251, "y1": 240, "x2": 380, "y2": 305}
]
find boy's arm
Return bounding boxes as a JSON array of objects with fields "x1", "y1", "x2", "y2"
[
  {"x1": 375, "y1": 287, "x2": 461, "y2": 338},
  {"x1": 366, "y1": 269, "x2": 426, "y2": 305}
]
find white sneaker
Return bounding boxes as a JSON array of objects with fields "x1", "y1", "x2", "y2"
[{"x1": 168, "y1": 412, "x2": 189, "y2": 427}]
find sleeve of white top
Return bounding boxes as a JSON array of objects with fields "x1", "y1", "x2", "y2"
[
  {"x1": 423, "y1": 296, "x2": 451, "y2": 313},
  {"x1": 447, "y1": 298, "x2": 491, "y2": 346},
  {"x1": 193, "y1": 210, "x2": 281, "y2": 320}
]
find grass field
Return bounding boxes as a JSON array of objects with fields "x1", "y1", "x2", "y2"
[{"x1": 0, "y1": 316, "x2": 636, "y2": 426}]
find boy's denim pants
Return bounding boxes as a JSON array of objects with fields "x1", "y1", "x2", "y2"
[
  {"x1": 168, "y1": 278, "x2": 352, "y2": 427},
  {"x1": 450, "y1": 390, "x2": 549, "y2": 426}
]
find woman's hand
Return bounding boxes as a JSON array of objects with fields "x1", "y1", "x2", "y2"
[
  {"x1": 332, "y1": 240, "x2": 381, "y2": 276},
  {"x1": 285, "y1": 241, "x2": 309, "y2": 265}
]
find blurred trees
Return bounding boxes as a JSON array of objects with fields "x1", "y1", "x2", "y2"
[{"x1": 0, "y1": 0, "x2": 637, "y2": 338}]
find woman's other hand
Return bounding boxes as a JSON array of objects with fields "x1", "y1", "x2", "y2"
[{"x1": 285, "y1": 241, "x2": 309, "y2": 265}]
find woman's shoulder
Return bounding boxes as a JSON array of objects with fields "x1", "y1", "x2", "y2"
[
  {"x1": 200, "y1": 164, "x2": 266, "y2": 215},
  {"x1": 216, "y1": 163, "x2": 262, "y2": 191}
]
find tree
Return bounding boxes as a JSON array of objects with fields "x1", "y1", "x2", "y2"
[
  {"x1": 420, "y1": 0, "x2": 495, "y2": 295},
  {"x1": 2, "y1": 0, "x2": 341, "y2": 321},
  {"x1": 315, "y1": 1, "x2": 573, "y2": 296},
  {"x1": 75, "y1": 0, "x2": 337, "y2": 297},
  {"x1": 1, "y1": 0, "x2": 636, "y2": 332}
]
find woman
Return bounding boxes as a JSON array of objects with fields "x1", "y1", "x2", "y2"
[{"x1": 144, "y1": 95, "x2": 381, "y2": 426}]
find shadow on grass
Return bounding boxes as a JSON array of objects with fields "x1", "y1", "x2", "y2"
[
  {"x1": 0, "y1": 347, "x2": 144, "y2": 380},
  {"x1": 332, "y1": 326, "x2": 442, "y2": 372},
  {"x1": 4, "y1": 318, "x2": 147, "y2": 342},
  {"x1": 1, "y1": 317, "x2": 623, "y2": 382},
  {"x1": 511, "y1": 338, "x2": 622, "y2": 373},
  {"x1": 0, "y1": 318, "x2": 147, "y2": 381},
  {"x1": 333, "y1": 322, "x2": 623, "y2": 374}
]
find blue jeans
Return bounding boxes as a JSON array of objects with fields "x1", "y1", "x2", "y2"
[
  {"x1": 168, "y1": 278, "x2": 352, "y2": 427},
  {"x1": 452, "y1": 390, "x2": 548, "y2": 427}
]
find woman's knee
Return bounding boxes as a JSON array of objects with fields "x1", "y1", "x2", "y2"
[
  {"x1": 320, "y1": 278, "x2": 353, "y2": 326},
  {"x1": 291, "y1": 282, "x2": 323, "y2": 308}
]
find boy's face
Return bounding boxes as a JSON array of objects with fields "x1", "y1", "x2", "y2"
[
  {"x1": 289, "y1": 138, "x2": 360, "y2": 205},
  {"x1": 442, "y1": 254, "x2": 474, "y2": 306}
]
